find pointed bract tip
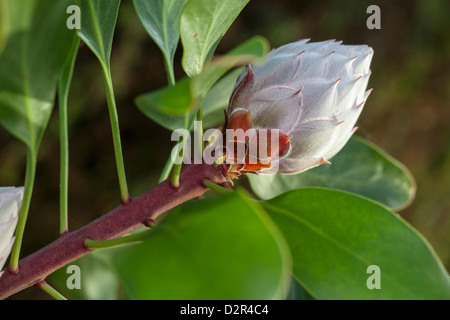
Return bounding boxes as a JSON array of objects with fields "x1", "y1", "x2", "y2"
[
  {"x1": 246, "y1": 64, "x2": 254, "y2": 75},
  {"x1": 320, "y1": 158, "x2": 332, "y2": 165},
  {"x1": 294, "y1": 87, "x2": 304, "y2": 96},
  {"x1": 365, "y1": 88, "x2": 373, "y2": 98}
]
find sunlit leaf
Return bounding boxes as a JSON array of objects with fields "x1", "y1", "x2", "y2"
[
  {"x1": 135, "y1": 77, "x2": 197, "y2": 116},
  {"x1": 113, "y1": 192, "x2": 292, "y2": 299},
  {"x1": 136, "y1": 67, "x2": 243, "y2": 130},
  {"x1": 0, "y1": 0, "x2": 77, "y2": 150},
  {"x1": 180, "y1": 0, "x2": 250, "y2": 76}
]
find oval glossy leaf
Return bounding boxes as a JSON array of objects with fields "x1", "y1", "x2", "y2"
[
  {"x1": 201, "y1": 67, "x2": 244, "y2": 128},
  {"x1": 135, "y1": 100, "x2": 189, "y2": 131},
  {"x1": 113, "y1": 192, "x2": 292, "y2": 299},
  {"x1": 0, "y1": 0, "x2": 78, "y2": 150},
  {"x1": 133, "y1": 0, "x2": 188, "y2": 74},
  {"x1": 180, "y1": 0, "x2": 250, "y2": 76},
  {"x1": 192, "y1": 35, "x2": 269, "y2": 97},
  {"x1": 248, "y1": 136, "x2": 416, "y2": 210},
  {"x1": 263, "y1": 188, "x2": 450, "y2": 300},
  {"x1": 136, "y1": 67, "x2": 243, "y2": 131},
  {"x1": 77, "y1": 0, "x2": 121, "y2": 66}
]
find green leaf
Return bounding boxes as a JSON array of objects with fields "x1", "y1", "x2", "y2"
[
  {"x1": 0, "y1": 0, "x2": 8, "y2": 54},
  {"x1": 180, "y1": 0, "x2": 250, "y2": 76},
  {"x1": 192, "y1": 35, "x2": 269, "y2": 97},
  {"x1": 133, "y1": 0, "x2": 188, "y2": 83},
  {"x1": 263, "y1": 188, "x2": 450, "y2": 300},
  {"x1": 76, "y1": 0, "x2": 129, "y2": 202},
  {"x1": 76, "y1": 0, "x2": 121, "y2": 67},
  {"x1": 286, "y1": 277, "x2": 315, "y2": 300},
  {"x1": 135, "y1": 36, "x2": 269, "y2": 128},
  {"x1": 135, "y1": 77, "x2": 197, "y2": 116},
  {"x1": 202, "y1": 67, "x2": 244, "y2": 128},
  {"x1": 59, "y1": 38, "x2": 80, "y2": 102},
  {"x1": 0, "y1": 0, "x2": 77, "y2": 150},
  {"x1": 49, "y1": 248, "x2": 122, "y2": 300},
  {"x1": 136, "y1": 67, "x2": 243, "y2": 131},
  {"x1": 113, "y1": 192, "x2": 292, "y2": 299},
  {"x1": 248, "y1": 136, "x2": 416, "y2": 210},
  {"x1": 135, "y1": 100, "x2": 189, "y2": 131}
]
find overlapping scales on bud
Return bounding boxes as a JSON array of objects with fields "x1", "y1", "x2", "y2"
[
  {"x1": 0, "y1": 187, "x2": 23, "y2": 276},
  {"x1": 226, "y1": 39, "x2": 373, "y2": 175}
]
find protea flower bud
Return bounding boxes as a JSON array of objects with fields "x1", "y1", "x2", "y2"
[
  {"x1": 0, "y1": 187, "x2": 23, "y2": 276},
  {"x1": 225, "y1": 39, "x2": 373, "y2": 175}
]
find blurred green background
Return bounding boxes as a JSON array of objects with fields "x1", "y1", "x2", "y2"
[{"x1": 1, "y1": 0, "x2": 449, "y2": 299}]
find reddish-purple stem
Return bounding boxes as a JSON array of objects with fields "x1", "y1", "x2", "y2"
[{"x1": 0, "y1": 163, "x2": 228, "y2": 299}]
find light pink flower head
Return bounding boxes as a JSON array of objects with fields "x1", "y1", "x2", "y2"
[
  {"x1": 226, "y1": 39, "x2": 373, "y2": 175},
  {"x1": 0, "y1": 187, "x2": 23, "y2": 275}
]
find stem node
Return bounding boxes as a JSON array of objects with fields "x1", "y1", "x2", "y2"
[
  {"x1": 121, "y1": 196, "x2": 132, "y2": 206},
  {"x1": 7, "y1": 266, "x2": 18, "y2": 276},
  {"x1": 143, "y1": 219, "x2": 156, "y2": 228}
]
